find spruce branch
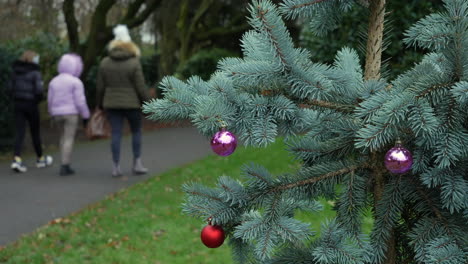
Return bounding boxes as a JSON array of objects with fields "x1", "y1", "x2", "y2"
[
  {"x1": 254, "y1": 4, "x2": 290, "y2": 70},
  {"x1": 289, "y1": 0, "x2": 330, "y2": 9},
  {"x1": 415, "y1": 82, "x2": 454, "y2": 99},
  {"x1": 276, "y1": 165, "x2": 360, "y2": 192},
  {"x1": 300, "y1": 99, "x2": 355, "y2": 113},
  {"x1": 169, "y1": 98, "x2": 194, "y2": 107},
  {"x1": 186, "y1": 190, "x2": 223, "y2": 202},
  {"x1": 371, "y1": 176, "x2": 405, "y2": 264}
]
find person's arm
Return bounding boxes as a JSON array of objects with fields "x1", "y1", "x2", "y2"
[
  {"x1": 96, "y1": 64, "x2": 105, "y2": 109},
  {"x1": 133, "y1": 61, "x2": 151, "y2": 103},
  {"x1": 6, "y1": 71, "x2": 14, "y2": 97},
  {"x1": 34, "y1": 71, "x2": 44, "y2": 101},
  {"x1": 47, "y1": 81, "x2": 54, "y2": 115},
  {"x1": 73, "y1": 80, "x2": 90, "y2": 119}
]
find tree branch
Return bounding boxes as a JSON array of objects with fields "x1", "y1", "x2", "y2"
[
  {"x1": 124, "y1": 0, "x2": 146, "y2": 20},
  {"x1": 415, "y1": 82, "x2": 453, "y2": 99},
  {"x1": 88, "y1": 0, "x2": 117, "y2": 36},
  {"x1": 122, "y1": 0, "x2": 161, "y2": 28},
  {"x1": 290, "y1": 0, "x2": 331, "y2": 9},
  {"x1": 63, "y1": 0, "x2": 80, "y2": 52},
  {"x1": 276, "y1": 165, "x2": 360, "y2": 192},
  {"x1": 300, "y1": 99, "x2": 355, "y2": 113}
]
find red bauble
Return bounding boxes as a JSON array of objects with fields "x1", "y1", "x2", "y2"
[{"x1": 200, "y1": 224, "x2": 225, "y2": 248}]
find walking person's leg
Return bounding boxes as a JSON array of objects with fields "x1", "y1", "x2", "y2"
[
  {"x1": 11, "y1": 102, "x2": 28, "y2": 172},
  {"x1": 108, "y1": 109, "x2": 124, "y2": 177},
  {"x1": 27, "y1": 104, "x2": 53, "y2": 168},
  {"x1": 58, "y1": 115, "x2": 79, "y2": 176},
  {"x1": 126, "y1": 109, "x2": 147, "y2": 175},
  {"x1": 28, "y1": 104, "x2": 43, "y2": 158}
]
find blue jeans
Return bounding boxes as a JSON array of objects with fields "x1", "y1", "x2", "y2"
[{"x1": 107, "y1": 109, "x2": 142, "y2": 164}]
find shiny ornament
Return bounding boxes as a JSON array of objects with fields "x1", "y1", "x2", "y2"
[
  {"x1": 200, "y1": 224, "x2": 225, "y2": 248},
  {"x1": 210, "y1": 128, "x2": 237, "y2": 156},
  {"x1": 384, "y1": 142, "x2": 413, "y2": 174}
]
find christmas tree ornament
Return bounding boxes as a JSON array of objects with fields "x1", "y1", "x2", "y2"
[
  {"x1": 210, "y1": 124, "x2": 237, "y2": 156},
  {"x1": 384, "y1": 140, "x2": 413, "y2": 174},
  {"x1": 200, "y1": 223, "x2": 225, "y2": 248}
]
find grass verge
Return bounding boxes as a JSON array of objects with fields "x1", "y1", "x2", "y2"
[{"x1": 0, "y1": 138, "x2": 372, "y2": 264}]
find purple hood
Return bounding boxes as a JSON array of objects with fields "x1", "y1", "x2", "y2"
[
  {"x1": 58, "y1": 53, "x2": 83, "y2": 77},
  {"x1": 48, "y1": 53, "x2": 89, "y2": 119}
]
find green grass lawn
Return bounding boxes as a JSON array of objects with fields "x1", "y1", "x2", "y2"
[{"x1": 0, "y1": 138, "x2": 372, "y2": 264}]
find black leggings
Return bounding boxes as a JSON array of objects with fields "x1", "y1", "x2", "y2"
[{"x1": 14, "y1": 101, "x2": 43, "y2": 158}]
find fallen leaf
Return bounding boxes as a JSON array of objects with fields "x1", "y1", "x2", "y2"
[{"x1": 153, "y1": 229, "x2": 166, "y2": 240}]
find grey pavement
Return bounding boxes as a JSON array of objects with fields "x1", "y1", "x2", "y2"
[{"x1": 0, "y1": 126, "x2": 212, "y2": 246}]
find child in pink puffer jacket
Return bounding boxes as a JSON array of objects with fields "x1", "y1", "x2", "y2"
[{"x1": 48, "y1": 53, "x2": 90, "y2": 176}]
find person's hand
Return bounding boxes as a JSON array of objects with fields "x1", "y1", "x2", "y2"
[
  {"x1": 82, "y1": 119, "x2": 89, "y2": 129},
  {"x1": 149, "y1": 88, "x2": 157, "y2": 98}
]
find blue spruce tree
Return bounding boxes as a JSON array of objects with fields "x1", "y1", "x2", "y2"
[{"x1": 144, "y1": 0, "x2": 468, "y2": 263}]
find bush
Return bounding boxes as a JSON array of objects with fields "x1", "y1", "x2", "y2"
[
  {"x1": 10, "y1": 31, "x2": 68, "y2": 83},
  {"x1": 141, "y1": 54, "x2": 160, "y2": 87},
  {"x1": 179, "y1": 48, "x2": 239, "y2": 80},
  {"x1": 0, "y1": 46, "x2": 17, "y2": 151}
]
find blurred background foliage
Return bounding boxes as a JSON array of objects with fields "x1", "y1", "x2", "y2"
[
  {"x1": 0, "y1": 0, "x2": 444, "y2": 152},
  {"x1": 179, "y1": 48, "x2": 240, "y2": 80}
]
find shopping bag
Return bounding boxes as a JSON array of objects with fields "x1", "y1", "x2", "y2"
[{"x1": 85, "y1": 109, "x2": 110, "y2": 140}]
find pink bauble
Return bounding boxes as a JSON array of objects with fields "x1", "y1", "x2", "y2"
[
  {"x1": 200, "y1": 224, "x2": 225, "y2": 248},
  {"x1": 384, "y1": 143, "x2": 413, "y2": 174},
  {"x1": 210, "y1": 128, "x2": 237, "y2": 156}
]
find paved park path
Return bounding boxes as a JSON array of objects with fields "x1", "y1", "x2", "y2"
[{"x1": 0, "y1": 126, "x2": 212, "y2": 246}]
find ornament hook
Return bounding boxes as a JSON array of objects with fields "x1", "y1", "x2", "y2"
[{"x1": 217, "y1": 119, "x2": 228, "y2": 128}]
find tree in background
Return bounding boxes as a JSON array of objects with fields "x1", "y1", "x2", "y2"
[
  {"x1": 0, "y1": 0, "x2": 62, "y2": 42},
  {"x1": 62, "y1": 0, "x2": 161, "y2": 78},
  {"x1": 144, "y1": 0, "x2": 467, "y2": 263},
  {"x1": 153, "y1": 0, "x2": 251, "y2": 79}
]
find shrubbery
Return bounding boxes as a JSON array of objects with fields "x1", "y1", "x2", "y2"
[
  {"x1": 179, "y1": 48, "x2": 239, "y2": 80},
  {"x1": 0, "y1": 46, "x2": 17, "y2": 151}
]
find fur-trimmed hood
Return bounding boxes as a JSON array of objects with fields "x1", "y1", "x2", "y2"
[{"x1": 108, "y1": 40, "x2": 141, "y2": 60}]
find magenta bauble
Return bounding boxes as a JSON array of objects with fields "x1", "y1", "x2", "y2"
[
  {"x1": 200, "y1": 224, "x2": 225, "y2": 248},
  {"x1": 384, "y1": 143, "x2": 413, "y2": 174},
  {"x1": 210, "y1": 128, "x2": 237, "y2": 156}
]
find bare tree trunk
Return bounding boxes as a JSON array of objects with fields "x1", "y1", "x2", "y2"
[
  {"x1": 63, "y1": 0, "x2": 80, "y2": 52},
  {"x1": 177, "y1": 0, "x2": 213, "y2": 66},
  {"x1": 155, "y1": 0, "x2": 181, "y2": 79},
  {"x1": 365, "y1": 0, "x2": 397, "y2": 263}
]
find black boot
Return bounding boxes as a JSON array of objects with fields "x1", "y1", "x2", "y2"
[{"x1": 60, "y1": 164, "x2": 75, "y2": 176}]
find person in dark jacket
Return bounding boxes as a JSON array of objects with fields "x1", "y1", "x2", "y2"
[
  {"x1": 96, "y1": 25, "x2": 151, "y2": 177},
  {"x1": 8, "y1": 50, "x2": 53, "y2": 173}
]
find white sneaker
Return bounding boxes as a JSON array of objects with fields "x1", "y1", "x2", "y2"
[
  {"x1": 11, "y1": 157, "x2": 27, "y2": 173},
  {"x1": 133, "y1": 158, "x2": 148, "y2": 175},
  {"x1": 36, "y1": 155, "x2": 53, "y2": 168}
]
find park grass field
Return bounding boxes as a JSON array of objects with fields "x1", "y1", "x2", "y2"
[{"x1": 0, "y1": 138, "x2": 372, "y2": 264}]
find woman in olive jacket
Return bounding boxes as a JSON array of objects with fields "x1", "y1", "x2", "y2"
[{"x1": 96, "y1": 25, "x2": 151, "y2": 177}]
